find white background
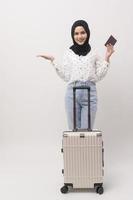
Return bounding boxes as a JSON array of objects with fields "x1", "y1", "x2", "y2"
[{"x1": 0, "y1": 0, "x2": 133, "y2": 199}]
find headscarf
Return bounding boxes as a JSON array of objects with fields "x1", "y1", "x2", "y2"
[{"x1": 70, "y1": 20, "x2": 91, "y2": 56}]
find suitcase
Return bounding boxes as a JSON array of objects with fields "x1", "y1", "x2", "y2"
[{"x1": 60, "y1": 86, "x2": 104, "y2": 194}]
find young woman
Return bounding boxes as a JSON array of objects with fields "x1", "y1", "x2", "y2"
[{"x1": 37, "y1": 20, "x2": 114, "y2": 130}]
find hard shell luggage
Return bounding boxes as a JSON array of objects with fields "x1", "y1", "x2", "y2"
[{"x1": 60, "y1": 86, "x2": 104, "y2": 194}]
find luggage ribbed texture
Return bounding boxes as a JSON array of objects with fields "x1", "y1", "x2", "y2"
[{"x1": 63, "y1": 132, "x2": 104, "y2": 188}]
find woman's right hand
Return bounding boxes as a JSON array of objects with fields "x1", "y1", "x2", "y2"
[{"x1": 37, "y1": 54, "x2": 55, "y2": 62}]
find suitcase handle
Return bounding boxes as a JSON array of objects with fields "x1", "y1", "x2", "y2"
[{"x1": 73, "y1": 86, "x2": 91, "y2": 132}]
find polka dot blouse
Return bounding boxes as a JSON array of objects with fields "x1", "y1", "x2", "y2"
[{"x1": 51, "y1": 48, "x2": 110, "y2": 83}]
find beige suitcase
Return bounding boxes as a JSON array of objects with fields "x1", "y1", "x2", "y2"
[{"x1": 60, "y1": 86, "x2": 104, "y2": 194}]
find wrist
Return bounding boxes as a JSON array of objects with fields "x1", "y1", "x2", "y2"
[
  {"x1": 51, "y1": 59, "x2": 55, "y2": 66},
  {"x1": 51, "y1": 57, "x2": 55, "y2": 63},
  {"x1": 105, "y1": 55, "x2": 110, "y2": 62}
]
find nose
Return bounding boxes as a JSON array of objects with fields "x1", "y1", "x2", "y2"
[{"x1": 78, "y1": 34, "x2": 83, "y2": 40}]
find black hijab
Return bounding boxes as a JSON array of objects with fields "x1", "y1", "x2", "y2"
[{"x1": 70, "y1": 20, "x2": 91, "y2": 56}]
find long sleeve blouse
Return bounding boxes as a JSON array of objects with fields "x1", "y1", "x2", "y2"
[{"x1": 52, "y1": 48, "x2": 110, "y2": 83}]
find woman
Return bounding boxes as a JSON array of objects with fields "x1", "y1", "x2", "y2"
[{"x1": 37, "y1": 20, "x2": 114, "y2": 130}]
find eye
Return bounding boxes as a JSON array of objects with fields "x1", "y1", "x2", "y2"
[
  {"x1": 81, "y1": 31, "x2": 86, "y2": 34},
  {"x1": 74, "y1": 32, "x2": 79, "y2": 35},
  {"x1": 74, "y1": 31, "x2": 86, "y2": 35}
]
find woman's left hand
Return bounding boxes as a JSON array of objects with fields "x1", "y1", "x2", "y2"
[
  {"x1": 105, "y1": 44, "x2": 115, "y2": 58},
  {"x1": 105, "y1": 44, "x2": 115, "y2": 62}
]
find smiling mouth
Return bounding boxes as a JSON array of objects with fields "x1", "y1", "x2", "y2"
[{"x1": 78, "y1": 40, "x2": 84, "y2": 42}]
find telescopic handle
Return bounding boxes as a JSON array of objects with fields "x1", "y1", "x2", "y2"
[{"x1": 73, "y1": 86, "x2": 91, "y2": 132}]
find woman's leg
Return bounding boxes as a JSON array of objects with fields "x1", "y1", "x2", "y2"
[
  {"x1": 81, "y1": 106, "x2": 96, "y2": 129},
  {"x1": 80, "y1": 87, "x2": 97, "y2": 129},
  {"x1": 65, "y1": 87, "x2": 81, "y2": 130}
]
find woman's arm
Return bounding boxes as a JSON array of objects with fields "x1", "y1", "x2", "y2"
[
  {"x1": 94, "y1": 44, "x2": 115, "y2": 82},
  {"x1": 37, "y1": 50, "x2": 71, "y2": 82}
]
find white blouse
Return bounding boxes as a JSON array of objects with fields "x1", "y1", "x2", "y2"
[{"x1": 51, "y1": 48, "x2": 110, "y2": 83}]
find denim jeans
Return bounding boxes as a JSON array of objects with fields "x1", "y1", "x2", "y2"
[{"x1": 65, "y1": 81, "x2": 97, "y2": 130}]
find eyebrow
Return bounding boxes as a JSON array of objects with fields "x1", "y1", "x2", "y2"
[{"x1": 74, "y1": 31, "x2": 86, "y2": 34}]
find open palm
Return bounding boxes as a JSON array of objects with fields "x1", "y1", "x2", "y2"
[{"x1": 37, "y1": 54, "x2": 54, "y2": 62}]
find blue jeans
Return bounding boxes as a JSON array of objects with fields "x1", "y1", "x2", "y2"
[{"x1": 65, "y1": 81, "x2": 97, "y2": 130}]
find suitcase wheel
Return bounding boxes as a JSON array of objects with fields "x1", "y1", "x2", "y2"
[
  {"x1": 60, "y1": 185, "x2": 68, "y2": 194},
  {"x1": 96, "y1": 186, "x2": 104, "y2": 194}
]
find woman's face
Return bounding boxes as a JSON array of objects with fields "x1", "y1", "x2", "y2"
[{"x1": 73, "y1": 26, "x2": 87, "y2": 45}]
